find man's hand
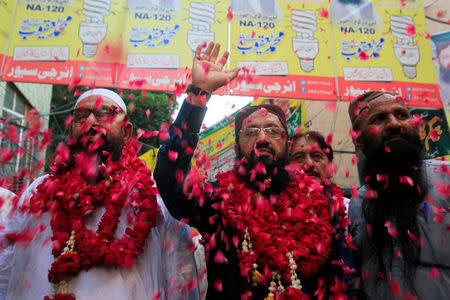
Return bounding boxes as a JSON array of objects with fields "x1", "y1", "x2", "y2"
[{"x1": 190, "y1": 42, "x2": 240, "y2": 106}]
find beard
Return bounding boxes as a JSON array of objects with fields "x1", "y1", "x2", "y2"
[
  {"x1": 234, "y1": 141, "x2": 290, "y2": 195},
  {"x1": 54, "y1": 127, "x2": 124, "y2": 183},
  {"x1": 360, "y1": 129, "x2": 426, "y2": 292}
]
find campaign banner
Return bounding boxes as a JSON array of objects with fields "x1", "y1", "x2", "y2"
[
  {"x1": 2, "y1": 0, "x2": 125, "y2": 87},
  {"x1": 409, "y1": 107, "x2": 450, "y2": 160},
  {"x1": 431, "y1": 31, "x2": 450, "y2": 109},
  {"x1": 116, "y1": 0, "x2": 229, "y2": 91},
  {"x1": 330, "y1": 0, "x2": 441, "y2": 107},
  {"x1": 0, "y1": 0, "x2": 16, "y2": 74},
  {"x1": 0, "y1": 0, "x2": 442, "y2": 109},
  {"x1": 228, "y1": 0, "x2": 337, "y2": 101}
]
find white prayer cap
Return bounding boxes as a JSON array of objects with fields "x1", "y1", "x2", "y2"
[{"x1": 75, "y1": 88, "x2": 127, "y2": 114}]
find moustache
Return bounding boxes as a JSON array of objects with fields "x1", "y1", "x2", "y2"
[
  {"x1": 381, "y1": 129, "x2": 409, "y2": 145},
  {"x1": 254, "y1": 143, "x2": 275, "y2": 156}
]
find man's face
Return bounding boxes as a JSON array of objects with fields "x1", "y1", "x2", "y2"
[
  {"x1": 354, "y1": 95, "x2": 414, "y2": 155},
  {"x1": 290, "y1": 136, "x2": 331, "y2": 181},
  {"x1": 236, "y1": 110, "x2": 287, "y2": 164},
  {"x1": 70, "y1": 95, "x2": 132, "y2": 160}
]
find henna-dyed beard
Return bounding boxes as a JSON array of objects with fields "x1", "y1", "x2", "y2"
[
  {"x1": 234, "y1": 141, "x2": 290, "y2": 195},
  {"x1": 360, "y1": 129, "x2": 427, "y2": 292}
]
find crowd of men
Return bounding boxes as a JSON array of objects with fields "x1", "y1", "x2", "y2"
[{"x1": 0, "y1": 42, "x2": 448, "y2": 300}]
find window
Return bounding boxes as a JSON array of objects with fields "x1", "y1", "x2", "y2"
[{"x1": 0, "y1": 83, "x2": 35, "y2": 181}]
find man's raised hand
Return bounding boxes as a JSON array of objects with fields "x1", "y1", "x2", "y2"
[{"x1": 191, "y1": 42, "x2": 240, "y2": 95}]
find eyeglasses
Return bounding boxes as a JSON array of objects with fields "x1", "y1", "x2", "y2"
[
  {"x1": 72, "y1": 107, "x2": 121, "y2": 122},
  {"x1": 240, "y1": 127, "x2": 285, "y2": 139}
]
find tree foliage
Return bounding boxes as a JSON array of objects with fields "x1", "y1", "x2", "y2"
[{"x1": 46, "y1": 85, "x2": 177, "y2": 168}]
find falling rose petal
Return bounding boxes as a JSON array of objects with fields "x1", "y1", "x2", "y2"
[
  {"x1": 385, "y1": 146, "x2": 390, "y2": 152},
  {"x1": 68, "y1": 76, "x2": 82, "y2": 92},
  {"x1": 349, "y1": 129, "x2": 361, "y2": 140},
  {"x1": 389, "y1": 276, "x2": 400, "y2": 297},
  {"x1": 73, "y1": 89, "x2": 81, "y2": 97},
  {"x1": 318, "y1": 8, "x2": 329, "y2": 19},
  {"x1": 326, "y1": 133, "x2": 333, "y2": 145},
  {"x1": 168, "y1": 151, "x2": 178, "y2": 161},
  {"x1": 259, "y1": 108, "x2": 268, "y2": 116},
  {"x1": 213, "y1": 279, "x2": 223, "y2": 291},
  {"x1": 429, "y1": 129, "x2": 439, "y2": 140},
  {"x1": 406, "y1": 24, "x2": 415, "y2": 36},
  {"x1": 352, "y1": 185, "x2": 358, "y2": 199},
  {"x1": 410, "y1": 115, "x2": 422, "y2": 128},
  {"x1": 428, "y1": 266, "x2": 440, "y2": 278},
  {"x1": 399, "y1": 176, "x2": 413, "y2": 186},
  {"x1": 395, "y1": 249, "x2": 402, "y2": 257},
  {"x1": 65, "y1": 115, "x2": 74, "y2": 128},
  {"x1": 214, "y1": 250, "x2": 228, "y2": 264},
  {"x1": 325, "y1": 102, "x2": 336, "y2": 112},
  {"x1": 400, "y1": 0, "x2": 406, "y2": 7},
  {"x1": 359, "y1": 51, "x2": 370, "y2": 60},
  {"x1": 219, "y1": 57, "x2": 227, "y2": 64},
  {"x1": 434, "y1": 215, "x2": 443, "y2": 223},
  {"x1": 95, "y1": 96, "x2": 104, "y2": 111},
  {"x1": 202, "y1": 62, "x2": 210, "y2": 76},
  {"x1": 437, "y1": 10, "x2": 447, "y2": 19},
  {"x1": 226, "y1": 6, "x2": 233, "y2": 21},
  {"x1": 146, "y1": 109, "x2": 151, "y2": 118},
  {"x1": 153, "y1": 292, "x2": 162, "y2": 300}
]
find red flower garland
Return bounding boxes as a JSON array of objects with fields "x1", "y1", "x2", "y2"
[
  {"x1": 27, "y1": 144, "x2": 159, "y2": 299},
  {"x1": 215, "y1": 170, "x2": 335, "y2": 296}
]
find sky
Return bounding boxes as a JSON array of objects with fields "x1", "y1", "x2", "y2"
[{"x1": 173, "y1": 94, "x2": 252, "y2": 129}]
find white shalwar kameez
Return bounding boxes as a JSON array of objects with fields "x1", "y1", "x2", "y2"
[{"x1": 0, "y1": 175, "x2": 202, "y2": 300}]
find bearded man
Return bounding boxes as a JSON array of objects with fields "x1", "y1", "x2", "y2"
[
  {"x1": 0, "y1": 89, "x2": 201, "y2": 300},
  {"x1": 347, "y1": 91, "x2": 449, "y2": 299},
  {"x1": 155, "y1": 42, "x2": 355, "y2": 299}
]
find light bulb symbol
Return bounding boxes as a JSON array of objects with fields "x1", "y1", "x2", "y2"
[
  {"x1": 390, "y1": 15, "x2": 420, "y2": 79},
  {"x1": 188, "y1": 2, "x2": 215, "y2": 54},
  {"x1": 79, "y1": 0, "x2": 111, "y2": 58},
  {"x1": 291, "y1": 10, "x2": 319, "y2": 72}
]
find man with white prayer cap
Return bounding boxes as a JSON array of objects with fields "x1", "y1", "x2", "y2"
[{"x1": 0, "y1": 88, "x2": 202, "y2": 300}]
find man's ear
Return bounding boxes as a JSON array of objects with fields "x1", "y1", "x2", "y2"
[{"x1": 123, "y1": 121, "x2": 133, "y2": 144}]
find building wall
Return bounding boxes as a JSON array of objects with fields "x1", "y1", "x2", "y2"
[
  {"x1": 0, "y1": 81, "x2": 53, "y2": 180},
  {"x1": 14, "y1": 82, "x2": 52, "y2": 127},
  {"x1": 424, "y1": 0, "x2": 449, "y2": 35}
]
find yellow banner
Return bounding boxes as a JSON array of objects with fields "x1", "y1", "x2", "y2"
[
  {"x1": 3, "y1": 0, "x2": 125, "y2": 86},
  {"x1": 0, "y1": 0, "x2": 16, "y2": 63},
  {"x1": 228, "y1": 0, "x2": 337, "y2": 100},
  {"x1": 118, "y1": 0, "x2": 229, "y2": 90},
  {"x1": 331, "y1": 0, "x2": 440, "y2": 106}
]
